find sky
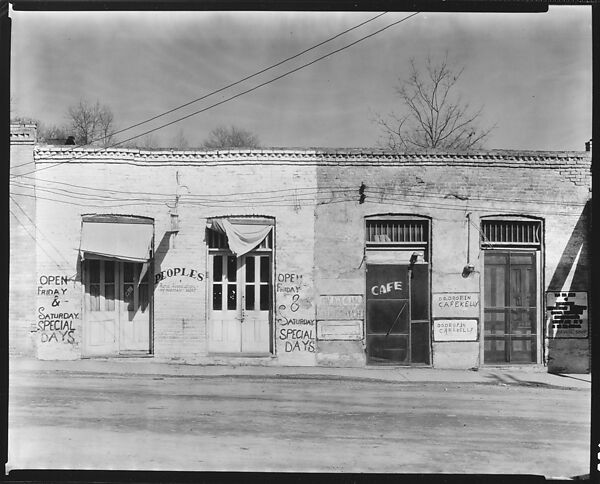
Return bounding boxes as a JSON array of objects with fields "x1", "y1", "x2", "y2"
[{"x1": 10, "y1": 6, "x2": 592, "y2": 151}]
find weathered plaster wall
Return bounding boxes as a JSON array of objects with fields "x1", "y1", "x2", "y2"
[
  {"x1": 315, "y1": 153, "x2": 591, "y2": 371},
  {"x1": 30, "y1": 147, "x2": 317, "y2": 364}
]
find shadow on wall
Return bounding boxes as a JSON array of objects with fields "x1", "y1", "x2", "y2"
[
  {"x1": 547, "y1": 200, "x2": 591, "y2": 291},
  {"x1": 153, "y1": 231, "x2": 172, "y2": 282}
]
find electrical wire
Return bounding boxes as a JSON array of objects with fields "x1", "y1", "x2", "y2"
[
  {"x1": 12, "y1": 174, "x2": 589, "y2": 209},
  {"x1": 11, "y1": 12, "x2": 420, "y2": 179},
  {"x1": 9, "y1": 209, "x2": 71, "y2": 271},
  {"x1": 10, "y1": 11, "x2": 389, "y2": 171}
]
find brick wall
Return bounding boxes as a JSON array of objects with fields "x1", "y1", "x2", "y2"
[
  {"x1": 9, "y1": 125, "x2": 37, "y2": 356},
  {"x1": 16, "y1": 140, "x2": 592, "y2": 372},
  {"x1": 29, "y1": 147, "x2": 317, "y2": 364}
]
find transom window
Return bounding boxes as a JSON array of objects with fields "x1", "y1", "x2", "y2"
[
  {"x1": 481, "y1": 220, "x2": 541, "y2": 248},
  {"x1": 366, "y1": 220, "x2": 429, "y2": 245}
]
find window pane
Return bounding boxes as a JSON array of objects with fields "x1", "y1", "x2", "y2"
[
  {"x1": 227, "y1": 284, "x2": 237, "y2": 310},
  {"x1": 246, "y1": 285, "x2": 255, "y2": 310},
  {"x1": 259, "y1": 284, "x2": 269, "y2": 310},
  {"x1": 260, "y1": 256, "x2": 269, "y2": 283},
  {"x1": 213, "y1": 284, "x2": 222, "y2": 310},
  {"x1": 90, "y1": 284, "x2": 100, "y2": 311},
  {"x1": 246, "y1": 257, "x2": 255, "y2": 283},
  {"x1": 89, "y1": 259, "x2": 100, "y2": 283},
  {"x1": 105, "y1": 283, "x2": 115, "y2": 311},
  {"x1": 139, "y1": 284, "x2": 148, "y2": 312},
  {"x1": 213, "y1": 256, "x2": 223, "y2": 282},
  {"x1": 410, "y1": 264, "x2": 429, "y2": 320},
  {"x1": 411, "y1": 322, "x2": 430, "y2": 364},
  {"x1": 123, "y1": 262, "x2": 134, "y2": 283},
  {"x1": 367, "y1": 300, "x2": 409, "y2": 334},
  {"x1": 104, "y1": 260, "x2": 115, "y2": 283},
  {"x1": 227, "y1": 256, "x2": 237, "y2": 282},
  {"x1": 124, "y1": 283, "x2": 134, "y2": 312}
]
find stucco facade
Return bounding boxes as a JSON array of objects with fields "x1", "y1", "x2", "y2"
[{"x1": 9, "y1": 124, "x2": 592, "y2": 372}]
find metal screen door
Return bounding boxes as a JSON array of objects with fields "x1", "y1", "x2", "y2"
[{"x1": 366, "y1": 263, "x2": 430, "y2": 365}]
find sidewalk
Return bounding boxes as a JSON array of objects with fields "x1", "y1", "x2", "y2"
[{"x1": 9, "y1": 356, "x2": 591, "y2": 390}]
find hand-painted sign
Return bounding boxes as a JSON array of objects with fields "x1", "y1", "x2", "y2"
[
  {"x1": 317, "y1": 295, "x2": 363, "y2": 320},
  {"x1": 432, "y1": 292, "x2": 480, "y2": 318},
  {"x1": 366, "y1": 265, "x2": 409, "y2": 300},
  {"x1": 433, "y1": 319, "x2": 478, "y2": 342},
  {"x1": 546, "y1": 291, "x2": 588, "y2": 339}
]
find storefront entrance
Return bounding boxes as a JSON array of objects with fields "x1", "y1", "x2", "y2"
[
  {"x1": 208, "y1": 252, "x2": 272, "y2": 354},
  {"x1": 483, "y1": 250, "x2": 539, "y2": 363},
  {"x1": 83, "y1": 259, "x2": 151, "y2": 356},
  {"x1": 365, "y1": 262, "x2": 430, "y2": 365}
]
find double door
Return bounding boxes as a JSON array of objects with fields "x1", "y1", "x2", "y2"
[
  {"x1": 208, "y1": 252, "x2": 272, "y2": 354},
  {"x1": 484, "y1": 251, "x2": 538, "y2": 363},
  {"x1": 365, "y1": 263, "x2": 430, "y2": 365},
  {"x1": 83, "y1": 259, "x2": 151, "y2": 356}
]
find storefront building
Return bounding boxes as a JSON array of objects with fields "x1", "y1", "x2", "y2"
[{"x1": 9, "y1": 124, "x2": 592, "y2": 372}]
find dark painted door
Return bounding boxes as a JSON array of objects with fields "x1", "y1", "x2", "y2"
[{"x1": 366, "y1": 264, "x2": 430, "y2": 365}]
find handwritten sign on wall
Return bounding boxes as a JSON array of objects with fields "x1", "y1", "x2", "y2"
[
  {"x1": 546, "y1": 291, "x2": 588, "y2": 339},
  {"x1": 316, "y1": 295, "x2": 363, "y2": 341},
  {"x1": 433, "y1": 319, "x2": 478, "y2": 342},
  {"x1": 432, "y1": 292, "x2": 480, "y2": 318}
]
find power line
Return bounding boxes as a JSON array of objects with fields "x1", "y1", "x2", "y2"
[
  {"x1": 12, "y1": 12, "x2": 420, "y2": 179},
  {"x1": 9, "y1": 209, "x2": 71, "y2": 272},
  {"x1": 9, "y1": 12, "x2": 389, "y2": 171},
  {"x1": 13, "y1": 175, "x2": 589, "y2": 209}
]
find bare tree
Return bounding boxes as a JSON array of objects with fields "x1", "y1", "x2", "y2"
[
  {"x1": 376, "y1": 55, "x2": 494, "y2": 152},
  {"x1": 202, "y1": 125, "x2": 260, "y2": 149},
  {"x1": 171, "y1": 129, "x2": 190, "y2": 149},
  {"x1": 67, "y1": 99, "x2": 116, "y2": 147}
]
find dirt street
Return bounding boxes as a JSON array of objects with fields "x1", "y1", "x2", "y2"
[{"x1": 8, "y1": 367, "x2": 590, "y2": 476}]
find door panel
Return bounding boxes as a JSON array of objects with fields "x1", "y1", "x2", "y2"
[
  {"x1": 484, "y1": 251, "x2": 537, "y2": 364},
  {"x1": 119, "y1": 262, "x2": 150, "y2": 352},
  {"x1": 208, "y1": 253, "x2": 271, "y2": 354},
  {"x1": 84, "y1": 259, "x2": 151, "y2": 356},
  {"x1": 84, "y1": 259, "x2": 119, "y2": 355},
  {"x1": 366, "y1": 262, "x2": 430, "y2": 365}
]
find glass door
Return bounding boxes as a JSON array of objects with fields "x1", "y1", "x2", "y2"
[{"x1": 208, "y1": 252, "x2": 271, "y2": 354}]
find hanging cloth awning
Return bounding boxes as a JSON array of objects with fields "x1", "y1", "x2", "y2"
[
  {"x1": 208, "y1": 217, "x2": 273, "y2": 256},
  {"x1": 80, "y1": 216, "x2": 154, "y2": 262}
]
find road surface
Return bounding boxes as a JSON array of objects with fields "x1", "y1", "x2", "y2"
[{"x1": 8, "y1": 366, "x2": 590, "y2": 476}]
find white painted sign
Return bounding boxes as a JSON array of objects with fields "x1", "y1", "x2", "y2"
[
  {"x1": 433, "y1": 319, "x2": 478, "y2": 342},
  {"x1": 317, "y1": 320, "x2": 362, "y2": 341},
  {"x1": 546, "y1": 291, "x2": 588, "y2": 339},
  {"x1": 432, "y1": 292, "x2": 479, "y2": 318}
]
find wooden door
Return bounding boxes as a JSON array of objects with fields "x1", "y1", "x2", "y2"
[
  {"x1": 208, "y1": 253, "x2": 242, "y2": 353},
  {"x1": 484, "y1": 251, "x2": 537, "y2": 363},
  {"x1": 119, "y1": 262, "x2": 151, "y2": 352},
  {"x1": 240, "y1": 254, "x2": 271, "y2": 354},
  {"x1": 84, "y1": 259, "x2": 119, "y2": 355},
  {"x1": 208, "y1": 252, "x2": 271, "y2": 354}
]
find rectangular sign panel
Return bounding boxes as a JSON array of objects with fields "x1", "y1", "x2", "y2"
[
  {"x1": 317, "y1": 320, "x2": 362, "y2": 341},
  {"x1": 546, "y1": 291, "x2": 588, "y2": 339},
  {"x1": 432, "y1": 292, "x2": 480, "y2": 318},
  {"x1": 317, "y1": 295, "x2": 363, "y2": 320},
  {"x1": 433, "y1": 318, "x2": 478, "y2": 342}
]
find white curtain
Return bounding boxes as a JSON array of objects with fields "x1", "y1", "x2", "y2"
[{"x1": 210, "y1": 218, "x2": 272, "y2": 256}]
